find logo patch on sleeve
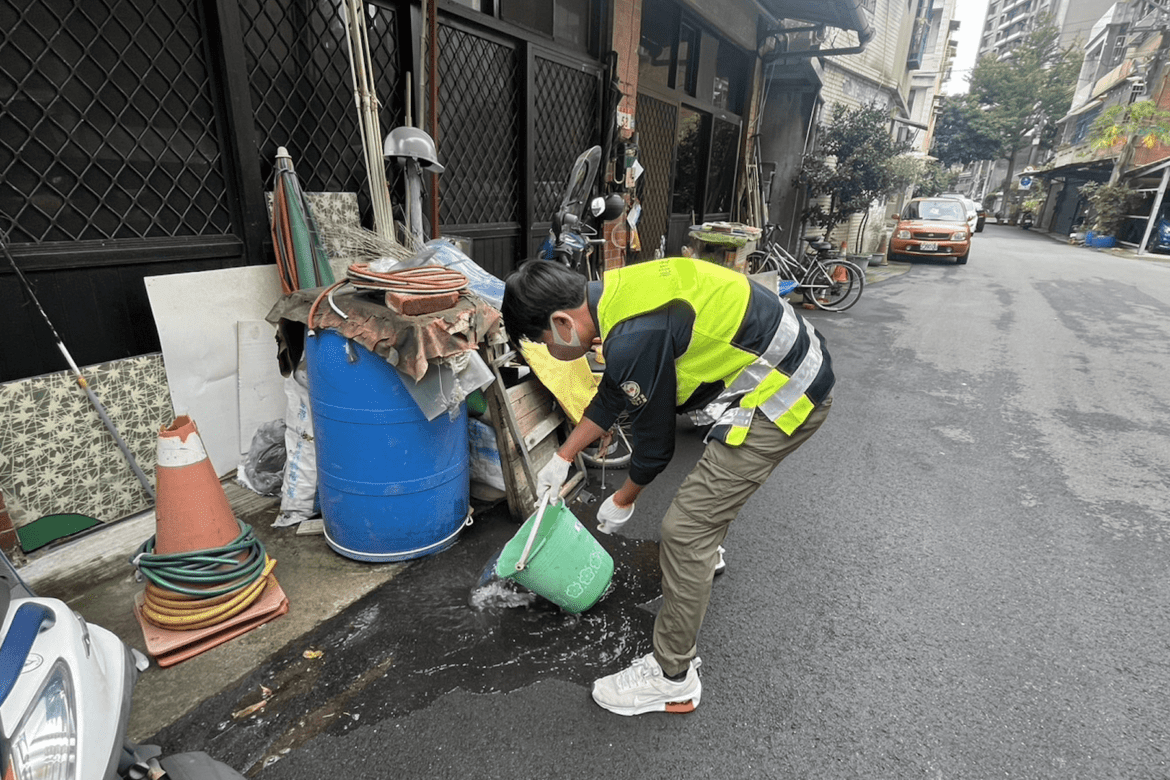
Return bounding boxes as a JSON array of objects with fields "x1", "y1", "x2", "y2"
[{"x1": 621, "y1": 381, "x2": 648, "y2": 406}]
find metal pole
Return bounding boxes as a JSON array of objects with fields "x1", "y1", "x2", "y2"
[
  {"x1": 427, "y1": 0, "x2": 440, "y2": 239},
  {"x1": 1, "y1": 236, "x2": 156, "y2": 501},
  {"x1": 1138, "y1": 164, "x2": 1170, "y2": 257}
]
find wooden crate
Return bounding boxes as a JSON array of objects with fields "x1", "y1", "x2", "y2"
[{"x1": 480, "y1": 355, "x2": 584, "y2": 520}]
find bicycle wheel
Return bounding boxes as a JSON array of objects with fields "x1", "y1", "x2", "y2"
[
  {"x1": 746, "y1": 250, "x2": 779, "y2": 275},
  {"x1": 806, "y1": 260, "x2": 864, "y2": 312},
  {"x1": 580, "y1": 419, "x2": 633, "y2": 469}
]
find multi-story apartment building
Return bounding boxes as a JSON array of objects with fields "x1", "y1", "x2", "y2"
[
  {"x1": 807, "y1": 0, "x2": 961, "y2": 252},
  {"x1": 908, "y1": 0, "x2": 961, "y2": 155},
  {"x1": 976, "y1": 0, "x2": 1118, "y2": 61},
  {"x1": 1040, "y1": 0, "x2": 1170, "y2": 248},
  {"x1": 962, "y1": 0, "x2": 1118, "y2": 209}
]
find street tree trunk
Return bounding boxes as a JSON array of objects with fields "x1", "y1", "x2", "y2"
[{"x1": 1002, "y1": 146, "x2": 1020, "y2": 219}]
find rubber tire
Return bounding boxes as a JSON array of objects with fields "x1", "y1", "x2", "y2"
[
  {"x1": 746, "y1": 250, "x2": 778, "y2": 275},
  {"x1": 810, "y1": 260, "x2": 865, "y2": 312},
  {"x1": 956, "y1": 251, "x2": 969, "y2": 265},
  {"x1": 580, "y1": 422, "x2": 632, "y2": 469}
]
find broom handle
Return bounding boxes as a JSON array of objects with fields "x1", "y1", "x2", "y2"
[
  {"x1": 515, "y1": 491, "x2": 552, "y2": 572},
  {"x1": 2, "y1": 236, "x2": 156, "y2": 501}
]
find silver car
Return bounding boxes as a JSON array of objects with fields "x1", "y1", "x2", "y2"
[{"x1": 937, "y1": 193, "x2": 984, "y2": 233}]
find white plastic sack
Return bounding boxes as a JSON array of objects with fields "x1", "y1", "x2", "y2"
[
  {"x1": 275, "y1": 364, "x2": 319, "y2": 527},
  {"x1": 468, "y1": 418, "x2": 506, "y2": 492}
]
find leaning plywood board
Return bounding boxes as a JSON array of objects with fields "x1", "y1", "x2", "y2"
[
  {"x1": 237, "y1": 319, "x2": 287, "y2": 453},
  {"x1": 145, "y1": 266, "x2": 284, "y2": 477}
]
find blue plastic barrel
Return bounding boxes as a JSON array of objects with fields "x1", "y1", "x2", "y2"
[{"x1": 305, "y1": 330, "x2": 469, "y2": 562}]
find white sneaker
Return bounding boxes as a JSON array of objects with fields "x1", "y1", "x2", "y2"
[
  {"x1": 714, "y1": 545, "x2": 726, "y2": 576},
  {"x1": 591, "y1": 653, "x2": 702, "y2": 716}
]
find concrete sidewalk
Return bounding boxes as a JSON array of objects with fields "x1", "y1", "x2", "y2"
[
  {"x1": 32, "y1": 485, "x2": 412, "y2": 741},
  {"x1": 1028, "y1": 224, "x2": 1170, "y2": 264}
]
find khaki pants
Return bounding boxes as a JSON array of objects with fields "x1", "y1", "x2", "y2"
[{"x1": 652, "y1": 398, "x2": 832, "y2": 676}]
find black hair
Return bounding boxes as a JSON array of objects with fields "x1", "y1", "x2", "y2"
[{"x1": 501, "y1": 260, "x2": 587, "y2": 342}]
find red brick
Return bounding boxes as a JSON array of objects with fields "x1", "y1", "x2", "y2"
[{"x1": 384, "y1": 289, "x2": 460, "y2": 316}]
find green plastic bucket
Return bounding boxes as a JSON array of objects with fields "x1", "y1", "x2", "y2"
[{"x1": 496, "y1": 495, "x2": 614, "y2": 613}]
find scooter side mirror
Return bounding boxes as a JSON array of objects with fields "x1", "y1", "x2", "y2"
[{"x1": 592, "y1": 194, "x2": 626, "y2": 222}]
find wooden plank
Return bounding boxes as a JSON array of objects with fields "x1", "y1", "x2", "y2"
[
  {"x1": 484, "y1": 373, "x2": 532, "y2": 519},
  {"x1": 523, "y1": 410, "x2": 564, "y2": 451},
  {"x1": 477, "y1": 350, "x2": 589, "y2": 520},
  {"x1": 507, "y1": 380, "x2": 557, "y2": 430},
  {"x1": 484, "y1": 361, "x2": 542, "y2": 519}
]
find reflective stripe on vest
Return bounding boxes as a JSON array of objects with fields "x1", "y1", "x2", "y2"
[{"x1": 702, "y1": 307, "x2": 823, "y2": 441}]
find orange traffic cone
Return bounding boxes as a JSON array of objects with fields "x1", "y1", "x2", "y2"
[
  {"x1": 153, "y1": 415, "x2": 241, "y2": 555},
  {"x1": 133, "y1": 415, "x2": 289, "y2": 666},
  {"x1": 875, "y1": 230, "x2": 890, "y2": 266}
]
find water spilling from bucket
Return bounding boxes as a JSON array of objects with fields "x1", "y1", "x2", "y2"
[
  {"x1": 470, "y1": 552, "x2": 537, "y2": 609},
  {"x1": 469, "y1": 577, "x2": 538, "y2": 610}
]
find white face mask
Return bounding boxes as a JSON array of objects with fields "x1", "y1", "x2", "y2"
[{"x1": 549, "y1": 313, "x2": 581, "y2": 349}]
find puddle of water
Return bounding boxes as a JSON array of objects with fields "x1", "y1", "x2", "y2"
[{"x1": 150, "y1": 513, "x2": 664, "y2": 772}]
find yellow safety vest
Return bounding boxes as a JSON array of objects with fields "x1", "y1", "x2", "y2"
[{"x1": 597, "y1": 258, "x2": 826, "y2": 444}]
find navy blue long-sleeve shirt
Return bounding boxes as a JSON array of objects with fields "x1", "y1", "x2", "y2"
[{"x1": 580, "y1": 277, "x2": 832, "y2": 486}]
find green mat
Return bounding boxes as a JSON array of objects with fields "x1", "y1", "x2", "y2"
[{"x1": 17, "y1": 513, "x2": 102, "y2": 552}]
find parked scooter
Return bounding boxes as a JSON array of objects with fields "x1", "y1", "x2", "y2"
[
  {"x1": 538, "y1": 145, "x2": 625, "y2": 280},
  {"x1": 0, "y1": 552, "x2": 245, "y2": 779},
  {"x1": 1019, "y1": 211, "x2": 1034, "y2": 230}
]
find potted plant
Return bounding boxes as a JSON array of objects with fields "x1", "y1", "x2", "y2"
[
  {"x1": 1079, "y1": 182, "x2": 1138, "y2": 248},
  {"x1": 796, "y1": 104, "x2": 912, "y2": 251}
]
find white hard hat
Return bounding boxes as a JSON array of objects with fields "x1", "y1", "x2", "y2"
[{"x1": 383, "y1": 127, "x2": 445, "y2": 173}]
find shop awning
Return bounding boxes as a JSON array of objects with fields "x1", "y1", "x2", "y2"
[
  {"x1": 758, "y1": 0, "x2": 874, "y2": 41},
  {"x1": 1058, "y1": 98, "x2": 1104, "y2": 124},
  {"x1": 1034, "y1": 159, "x2": 1113, "y2": 182}
]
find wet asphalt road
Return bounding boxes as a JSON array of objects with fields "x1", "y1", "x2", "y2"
[{"x1": 153, "y1": 226, "x2": 1170, "y2": 778}]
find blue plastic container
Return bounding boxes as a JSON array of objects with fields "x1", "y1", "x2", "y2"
[{"x1": 305, "y1": 330, "x2": 469, "y2": 562}]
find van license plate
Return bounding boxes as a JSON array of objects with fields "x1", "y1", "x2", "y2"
[{"x1": 919, "y1": 242, "x2": 938, "y2": 251}]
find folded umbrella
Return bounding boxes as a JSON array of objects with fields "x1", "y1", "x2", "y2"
[{"x1": 271, "y1": 147, "x2": 334, "y2": 293}]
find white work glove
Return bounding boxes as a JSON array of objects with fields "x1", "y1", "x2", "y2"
[
  {"x1": 596, "y1": 495, "x2": 635, "y2": 535},
  {"x1": 536, "y1": 453, "x2": 572, "y2": 500}
]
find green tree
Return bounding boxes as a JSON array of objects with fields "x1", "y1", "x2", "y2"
[
  {"x1": 1078, "y1": 181, "x2": 1141, "y2": 235},
  {"x1": 796, "y1": 103, "x2": 912, "y2": 242},
  {"x1": 1089, "y1": 101, "x2": 1170, "y2": 183},
  {"x1": 911, "y1": 158, "x2": 960, "y2": 197},
  {"x1": 931, "y1": 96, "x2": 1000, "y2": 167},
  {"x1": 965, "y1": 19, "x2": 1081, "y2": 203}
]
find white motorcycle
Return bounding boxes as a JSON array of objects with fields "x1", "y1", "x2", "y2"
[{"x1": 0, "y1": 552, "x2": 245, "y2": 779}]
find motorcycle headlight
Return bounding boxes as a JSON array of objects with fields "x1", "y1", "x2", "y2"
[
  {"x1": 896, "y1": 230, "x2": 911, "y2": 239},
  {"x1": 951, "y1": 231, "x2": 967, "y2": 241},
  {"x1": 4, "y1": 661, "x2": 77, "y2": 780}
]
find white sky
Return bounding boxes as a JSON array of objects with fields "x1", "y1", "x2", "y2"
[{"x1": 941, "y1": 0, "x2": 991, "y2": 95}]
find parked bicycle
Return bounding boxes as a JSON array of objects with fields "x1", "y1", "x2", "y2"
[{"x1": 746, "y1": 224, "x2": 865, "y2": 312}]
